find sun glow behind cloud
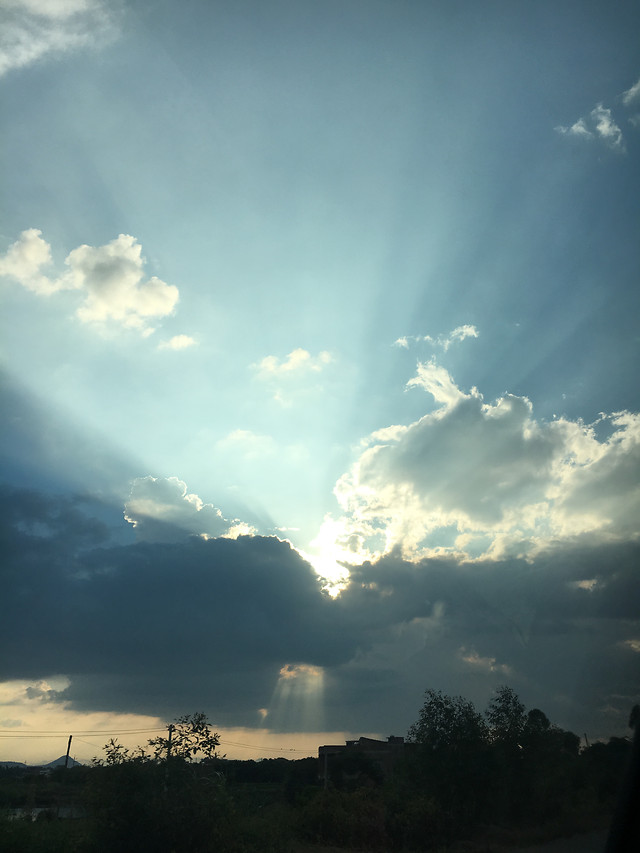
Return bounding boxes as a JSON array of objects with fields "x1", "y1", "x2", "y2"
[{"x1": 317, "y1": 360, "x2": 640, "y2": 565}]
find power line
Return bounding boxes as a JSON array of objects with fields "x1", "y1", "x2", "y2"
[
  {"x1": 219, "y1": 739, "x2": 312, "y2": 754},
  {"x1": 0, "y1": 727, "x2": 166, "y2": 737},
  {"x1": 0, "y1": 728, "x2": 314, "y2": 755}
]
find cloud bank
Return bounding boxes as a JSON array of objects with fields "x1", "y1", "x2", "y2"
[
  {"x1": 1, "y1": 365, "x2": 637, "y2": 740},
  {"x1": 1, "y1": 482, "x2": 638, "y2": 737}
]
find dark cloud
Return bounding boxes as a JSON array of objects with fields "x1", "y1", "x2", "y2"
[
  {"x1": 1, "y1": 486, "x2": 355, "y2": 725},
  {"x1": 1, "y1": 484, "x2": 638, "y2": 736}
]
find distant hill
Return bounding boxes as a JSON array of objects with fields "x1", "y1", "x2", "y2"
[
  {"x1": 42, "y1": 755, "x2": 84, "y2": 768},
  {"x1": 0, "y1": 756, "x2": 83, "y2": 769}
]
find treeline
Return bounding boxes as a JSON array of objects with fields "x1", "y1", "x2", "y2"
[{"x1": 0, "y1": 692, "x2": 635, "y2": 852}]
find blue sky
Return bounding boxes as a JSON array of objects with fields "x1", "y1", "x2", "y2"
[{"x1": 1, "y1": 0, "x2": 639, "y2": 763}]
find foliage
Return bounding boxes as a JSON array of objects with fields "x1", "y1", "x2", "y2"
[
  {"x1": 406, "y1": 688, "x2": 491, "y2": 835},
  {"x1": 95, "y1": 712, "x2": 220, "y2": 767},
  {"x1": 0, "y1": 698, "x2": 633, "y2": 852},
  {"x1": 486, "y1": 685, "x2": 527, "y2": 745},
  {"x1": 147, "y1": 711, "x2": 220, "y2": 762},
  {"x1": 295, "y1": 787, "x2": 388, "y2": 850},
  {"x1": 96, "y1": 738, "x2": 151, "y2": 766},
  {"x1": 403, "y1": 684, "x2": 626, "y2": 840},
  {"x1": 85, "y1": 757, "x2": 241, "y2": 853},
  {"x1": 408, "y1": 688, "x2": 488, "y2": 751}
]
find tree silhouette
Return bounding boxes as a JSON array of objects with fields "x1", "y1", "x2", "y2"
[{"x1": 148, "y1": 712, "x2": 220, "y2": 762}]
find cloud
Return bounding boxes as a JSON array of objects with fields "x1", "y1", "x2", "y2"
[
  {"x1": 556, "y1": 98, "x2": 627, "y2": 152},
  {"x1": 124, "y1": 476, "x2": 252, "y2": 543},
  {"x1": 253, "y1": 348, "x2": 332, "y2": 378},
  {"x1": 555, "y1": 81, "x2": 640, "y2": 153},
  {"x1": 459, "y1": 647, "x2": 512, "y2": 676},
  {"x1": 158, "y1": 334, "x2": 197, "y2": 351},
  {"x1": 621, "y1": 75, "x2": 640, "y2": 128},
  {"x1": 1, "y1": 483, "x2": 638, "y2": 737},
  {"x1": 252, "y1": 348, "x2": 333, "y2": 405},
  {"x1": 0, "y1": 230, "x2": 179, "y2": 333},
  {"x1": 215, "y1": 429, "x2": 276, "y2": 460},
  {"x1": 589, "y1": 104, "x2": 625, "y2": 150},
  {"x1": 68, "y1": 235, "x2": 179, "y2": 329},
  {"x1": 394, "y1": 324, "x2": 478, "y2": 352},
  {"x1": 406, "y1": 359, "x2": 471, "y2": 408},
  {"x1": 321, "y1": 363, "x2": 640, "y2": 563},
  {"x1": 329, "y1": 543, "x2": 640, "y2": 733},
  {"x1": 0, "y1": 485, "x2": 348, "y2": 726},
  {"x1": 557, "y1": 117, "x2": 593, "y2": 140},
  {"x1": 0, "y1": 228, "x2": 57, "y2": 295},
  {"x1": 622, "y1": 76, "x2": 640, "y2": 107},
  {"x1": 0, "y1": 0, "x2": 118, "y2": 76}
]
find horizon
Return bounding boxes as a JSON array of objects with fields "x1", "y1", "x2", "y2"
[{"x1": 1, "y1": 0, "x2": 639, "y2": 766}]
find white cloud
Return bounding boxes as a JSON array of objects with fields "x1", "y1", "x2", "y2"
[
  {"x1": 556, "y1": 118, "x2": 593, "y2": 140},
  {"x1": 0, "y1": 228, "x2": 58, "y2": 295},
  {"x1": 394, "y1": 324, "x2": 478, "y2": 352},
  {"x1": 158, "y1": 334, "x2": 197, "y2": 351},
  {"x1": 622, "y1": 76, "x2": 640, "y2": 107},
  {"x1": 216, "y1": 429, "x2": 276, "y2": 459},
  {"x1": 252, "y1": 348, "x2": 333, "y2": 405},
  {"x1": 556, "y1": 103, "x2": 625, "y2": 151},
  {"x1": 0, "y1": 230, "x2": 179, "y2": 333},
  {"x1": 621, "y1": 76, "x2": 640, "y2": 129},
  {"x1": 3, "y1": 1, "x2": 94, "y2": 16},
  {"x1": 254, "y1": 348, "x2": 332, "y2": 378},
  {"x1": 68, "y1": 235, "x2": 179, "y2": 328},
  {"x1": 124, "y1": 476, "x2": 236, "y2": 542},
  {"x1": 0, "y1": 0, "x2": 118, "y2": 76},
  {"x1": 443, "y1": 324, "x2": 479, "y2": 350},
  {"x1": 319, "y1": 365, "x2": 640, "y2": 563},
  {"x1": 589, "y1": 104, "x2": 625, "y2": 150},
  {"x1": 406, "y1": 359, "x2": 470, "y2": 408},
  {"x1": 459, "y1": 647, "x2": 512, "y2": 676}
]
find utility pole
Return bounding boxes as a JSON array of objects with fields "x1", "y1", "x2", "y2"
[
  {"x1": 167, "y1": 724, "x2": 175, "y2": 761},
  {"x1": 163, "y1": 723, "x2": 175, "y2": 796},
  {"x1": 64, "y1": 735, "x2": 73, "y2": 769}
]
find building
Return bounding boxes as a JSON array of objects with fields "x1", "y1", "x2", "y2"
[{"x1": 318, "y1": 736, "x2": 409, "y2": 785}]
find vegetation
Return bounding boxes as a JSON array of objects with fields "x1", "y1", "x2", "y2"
[{"x1": 0, "y1": 697, "x2": 635, "y2": 852}]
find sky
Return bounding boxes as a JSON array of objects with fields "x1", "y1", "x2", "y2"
[{"x1": 1, "y1": 0, "x2": 639, "y2": 765}]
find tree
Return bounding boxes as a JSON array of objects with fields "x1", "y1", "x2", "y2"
[
  {"x1": 147, "y1": 712, "x2": 220, "y2": 762},
  {"x1": 96, "y1": 712, "x2": 221, "y2": 766},
  {"x1": 98, "y1": 738, "x2": 152, "y2": 766},
  {"x1": 89, "y1": 713, "x2": 235, "y2": 853},
  {"x1": 486, "y1": 685, "x2": 526, "y2": 746},
  {"x1": 407, "y1": 690, "x2": 489, "y2": 836},
  {"x1": 408, "y1": 689, "x2": 488, "y2": 751}
]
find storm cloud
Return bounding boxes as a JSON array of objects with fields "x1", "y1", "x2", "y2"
[{"x1": 2, "y1": 483, "x2": 638, "y2": 737}]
